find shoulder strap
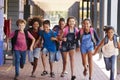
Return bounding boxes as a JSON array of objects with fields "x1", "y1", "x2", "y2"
[
  {"x1": 11, "y1": 30, "x2": 19, "y2": 50},
  {"x1": 63, "y1": 26, "x2": 69, "y2": 37}
]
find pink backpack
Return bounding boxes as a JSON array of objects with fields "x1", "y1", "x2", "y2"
[{"x1": 63, "y1": 26, "x2": 79, "y2": 37}]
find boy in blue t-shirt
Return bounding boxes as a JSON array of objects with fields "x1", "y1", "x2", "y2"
[{"x1": 38, "y1": 20, "x2": 57, "y2": 78}]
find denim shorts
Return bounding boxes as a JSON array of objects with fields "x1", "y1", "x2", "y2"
[
  {"x1": 42, "y1": 48, "x2": 56, "y2": 62},
  {"x1": 80, "y1": 44, "x2": 94, "y2": 54},
  {"x1": 28, "y1": 48, "x2": 41, "y2": 62}
]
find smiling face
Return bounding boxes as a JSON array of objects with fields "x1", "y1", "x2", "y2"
[
  {"x1": 68, "y1": 18, "x2": 76, "y2": 28},
  {"x1": 18, "y1": 23, "x2": 26, "y2": 31},
  {"x1": 83, "y1": 20, "x2": 91, "y2": 31},
  {"x1": 107, "y1": 29, "x2": 114, "y2": 39},
  {"x1": 43, "y1": 24, "x2": 50, "y2": 33},
  {"x1": 33, "y1": 21, "x2": 39, "y2": 30},
  {"x1": 59, "y1": 21, "x2": 65, "y2": 29}
]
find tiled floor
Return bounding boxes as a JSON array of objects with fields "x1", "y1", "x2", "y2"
[{"x1": 0, "y1": 52, "x2": 119, "y2": 80}]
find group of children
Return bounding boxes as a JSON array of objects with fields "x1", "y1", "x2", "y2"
[{"x1": 6, "y1": 16, "x2": 120, "y2": 80}]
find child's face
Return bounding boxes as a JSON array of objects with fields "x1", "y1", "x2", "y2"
[
  {"x1": 59, "y1": 21, "x2": 65, "y2": 29},
  {"x1": 68, "y1": 19, "x2": 76, "y2": 27},
  {"x1": 33, "y1": 21, "x2": 39, "y2": 30},
  {"x1": 83, "y1": 20, "x2": 91, "y2": 30},
  {"x1": 43, "y1": 24, "x2": 50, "y2": 32},
  {"x1": 107, "y1": 29, "x2": 114, "y2": 39},
  {"x1": 18, "y1": 23, "x2": 25, "y2": 31}
]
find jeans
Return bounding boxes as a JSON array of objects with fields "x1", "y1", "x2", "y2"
[
  {"x1": 104, "y1": 55, "x2": 116, "y2": 80},
  {"x1": 14, "y1": 50, "x2": 26, "y2": 76}
]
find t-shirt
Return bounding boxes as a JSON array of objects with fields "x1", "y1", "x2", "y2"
[
  {"x1": 9, "y1": 31, "x2": 34, "y2": 51},
  {"x1": 102, "y1": 40, "x2": 119, "y2": 58},
  {"x1": 27, "y1": 29, "x2": 40, "y2": 49},
  {"x1": 39, "y1": 30, "x2": 57, "y2": 52}
]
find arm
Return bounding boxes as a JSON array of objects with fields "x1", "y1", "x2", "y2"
[
  {"x1": 93, "y1": 38, "x2": 104, "y2": 55},
  {"x1": 94, "y1": 30, "x2": 100, "y2": 46},
  {"x1": 27, "y1": 32, "x2": 35, "y2": 51}
]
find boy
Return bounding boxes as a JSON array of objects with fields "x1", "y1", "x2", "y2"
[
  {"x1": 7, "y1": 19, "x2": 35, "y2": 80},
  {"x1": 38, "y1": 20, "x2": 57, "y2": 78}
]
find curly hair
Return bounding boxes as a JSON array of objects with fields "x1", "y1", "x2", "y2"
[{"x1": 28, "y1": 16, "x2": 42, "y2": 27}]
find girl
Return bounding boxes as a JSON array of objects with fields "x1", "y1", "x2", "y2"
[
  {"x1": 77, "y1": 19, "x2": 100, "y2": 80},
  {"x1": 27, "y1": 16, "x2": 42, "y2": 77},
  {"x1": 7, "y1": 19, "x2": 35, "y2": 80},
  {"x1": 59, "y1": 16, "x2": 79, "y2": 80},
  {"x1": 94, "y1": 26, "x2": 120, "y2": 80}
]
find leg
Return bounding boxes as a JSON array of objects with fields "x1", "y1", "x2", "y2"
[
  {"x1": 61, "y1": 52, "x2": 68, "y2": 73},
  {"x1": 110, "y1": 55, "x2": 116, "y2": 80},
  {"x1": 14, "y1": 50, "x2": 20, "y2": 78},
  {"x1": 87, "y1": 51, "x2": 93, "y2": 80},
  {"x1": 31, "y1": 57, "x2": 38, "y2": 76},
  {"x1": 28, "y1": 50, "x2": 34, "y2": 66},
  {"x1": 69, "y1": 49, "x2": 75, "y2": 76},
  {"x1": 20, "y1": 51, "x2": 26, "y2": 69},
  {"x1": 104, "y1": 57, "x2": 111, "y2": 71},
  {"x1": 41, "y1": 48, "x2": 49, "y2": 76},
  {"x1": 31, "y1": 48, "x2": 40, "y2": 76},
  {"x1": 41, "y1": 53, "x2": 47, "y2": 71},
  {"x1": 49, "y1": 52, "x2": 56, "y2": 78},
  {"x1": 81, "y1": 53, "x2": 88, "y2": 76}
]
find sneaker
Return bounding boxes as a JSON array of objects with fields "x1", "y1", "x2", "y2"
[
  {"x1": 41, "y1": 71, "x2": 48, "y2": 76},
  {"x1": 60, "y1": 73, "x2": 65, "y2": 77},
  {"x1": 71, "y1": 76, "x2": 76, "y2": 80},
  {"x1": 89, "y1": 77, "x2": 94, "y2": 80},
  {"x1": 14, "y1": 76, "x2": 19, "y2": 80},
  {"x1": 20, "y1": 64, "x2": 24, "y2": 69},
  {"x1": 64, "y1": 71, "x2": 68, "y2": 74},
  {"x1": 60, "y1": 71, "x2": 68, "y2": 77},
  {"x1": 50, "y1": 72, "x2": 55, "y2": 78}
]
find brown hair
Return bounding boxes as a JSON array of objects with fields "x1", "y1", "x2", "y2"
[
  {"x1": 66, "y1": 16, "x2": 78, "y2": 27},
  {"x1": 16, "y1": 19, "x2": 26, "y2": 26},
  {"x1": 27, "y1": 16, "x2": 42, "y2": 27}
]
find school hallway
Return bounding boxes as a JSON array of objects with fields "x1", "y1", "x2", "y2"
[{"x1": 0, "y1": 51, "x2": 120, "y2": 80}]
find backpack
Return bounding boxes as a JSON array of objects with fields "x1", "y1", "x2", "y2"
[
  {"x1": 11, "y1": 30, "x2": 29, "y2": 51},
  {"x1": 63, "y1": 26, "x2": 78, "y2": 37},
  {"x1": 79, "y1": 27, "x2": 96, "y2": 46},
  {"x1": 104, "y1": 34, "x2": 119, "y2": 48}
]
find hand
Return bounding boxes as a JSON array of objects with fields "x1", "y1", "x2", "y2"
[
  {"x1": 51, "y1": 37, "x2": 57, "y2": 41},
  {"x1": 30, "y1": 46, "x2": 33, "y2": 51},
  {"x1": 62, "y1": 38, "x2": 67, "y2": 42}
]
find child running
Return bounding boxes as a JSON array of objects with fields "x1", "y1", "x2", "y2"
[
  {"x1": 27, "y1": 16, "x2": 42, "y2": 77},
  {"x1": 38, "y1": 20, "x2": 58, "y2": 78},
  {"x1": 94, "y1": 26, "x2": 120, "y2": 80},
  {"x1": 59, "y1": 16, "x2": 79, "y2": 80},
  {"x1": 7, "y1": 19, "x2": 35, "y2": 80},
  {"x1": 77, "y1": 19, "x2": 100, "y2": 80}
]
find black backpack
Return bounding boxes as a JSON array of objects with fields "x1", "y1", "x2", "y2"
[{"x1": 11, "y1": 30, "x2": 29, "y2": 51}]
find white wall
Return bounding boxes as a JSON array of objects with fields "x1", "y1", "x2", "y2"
[
  {"x1": 111, "y1": 0, "x2": 118, "y2": 33},
  {"x1": 104, "y1": 0, "x2": 108, "y2": 26}
]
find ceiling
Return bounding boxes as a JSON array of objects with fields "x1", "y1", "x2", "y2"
[{"x1": 32, "y1": 0, "x2": 80, "y2": 11}]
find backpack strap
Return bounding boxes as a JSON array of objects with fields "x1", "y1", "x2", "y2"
[
  {"x1": 11, "y1": 30, "x2": 19, "y2": 50},
  {"x1": 64, "y1": 26, "x2": 78, "y2": 37},
  {"x1": 79, "y1": 27, "x2": 96, "y2": 45},
  {"x1": 63, "y1": 26, "x2": 69, "y2": 37},
  {"x1": 104, "y1": 34, "x2": 118, "y2": 48}
]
